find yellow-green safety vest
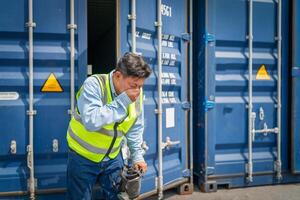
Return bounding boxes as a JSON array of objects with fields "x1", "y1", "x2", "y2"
[{"x1": 66, "y1": 74, "x2": 143, "y2": 163}]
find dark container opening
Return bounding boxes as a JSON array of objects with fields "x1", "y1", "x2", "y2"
[{"x1": 88, "y1": 0, "x2": 116, "y2": 74}]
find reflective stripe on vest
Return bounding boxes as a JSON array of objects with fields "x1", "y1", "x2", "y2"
[
  {"x1": 73, "y1": 111, "x2": 124, "y2": 137},
  {"x1": 68, "y1": 126, "x2": 119, "y2": 154},
  {"x1": 67, "y1": 73, "x2": 143, "y2": 163}
]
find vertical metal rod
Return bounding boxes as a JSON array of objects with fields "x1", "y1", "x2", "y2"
[
  {"x1": 156, "y1": 0, "x2": 163, "y2": 199},
  {"x1": 131, "y1": 0, "x2": 136, "y2": 53},
  {"x1": 27, "y1": 0, "x2": 36, "y2": 199},
  {"x1": 189, "y1": 0, "x2": 194, "y2": 185},
  {"x1": 247, "y1": 0, "x2": 254, "y2": 183},
  {"x1": 276, "y1": 0, "x2": 282, "y2": 180},
  {"x1": 120, "y1": 0, "x2": 137, "y2": 167},
  {"x1": 252, "y1": 113, "x2": 256, "y2": 141},
  {"x1": 69, "y1": 0, "x2": 76, "y2": 116}
]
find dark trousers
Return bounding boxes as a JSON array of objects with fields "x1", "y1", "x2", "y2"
[{"x1": 66, "y1": 149, "x2": 124, "y2": 200}]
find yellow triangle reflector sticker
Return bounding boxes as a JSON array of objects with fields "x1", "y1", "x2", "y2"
[
  {"x1": 256, "y1": 64, "x2": 271, "y2": 80},
  {"x1": 41, "y1": 73, "x2": 63, "y2": 92}
]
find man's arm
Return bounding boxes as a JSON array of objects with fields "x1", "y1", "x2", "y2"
[
  {"x1": 77, "y1": 76, "x2": 132, "y2": 131},
  {"x1": 126, "y1": 102, "x2": 147, "y2": 172}
]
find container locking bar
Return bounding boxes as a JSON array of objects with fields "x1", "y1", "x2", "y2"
[
  {"x1": 275, "y1": 0, "x2": 283, "y2": 181},
  {"x1": 27, "y1": 0, "x2": 36, "y2": 199},
  {"x1": 68, "y1": 0, "x2": 77, "y2": 116},
  {"x1": 188, "y1": 0, "x2": 194, "y2": 187},
  {"x1": 156, "y1": 0, "x2": 163, "y2": 199},
  {"x1": 250, "y1": 112, "x2": 279, "y2": 141},
  {"x1": 128, "y1": 0, "x2": 136, "y2": 53},
  {"x1": 246, "y1": 0, "x2": 282, "y2": 182},
  {"x1": 161, "y1": 137, "x2": 180, "y2": 150}
]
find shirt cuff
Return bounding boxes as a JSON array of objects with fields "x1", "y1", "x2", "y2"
[
  {"x1": 116, "y1": 92, "x2": 132, "y2": 108},
  {"x1": 131, "y1": 154, "x2": 145, "y2": 164}
]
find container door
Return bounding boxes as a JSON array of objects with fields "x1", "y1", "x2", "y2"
[
  {"x1": 0, "y1": 1, "x2": 29, "y2": 193},
  {"x1": 33, "y1": 0, "x2": 86, "y2": 193},
  {"x1": 118, "y1": 0, "x2": 190, "y2": 194},
  {"x1": 291, "y1": 0, "x2": 300, "y2": 174},
  {"x1": 194, "y1": 0, "x2": 289, "y2": 186},
  {"x1": 0, "y1": 0, "x2": 86, "y2": 196}
]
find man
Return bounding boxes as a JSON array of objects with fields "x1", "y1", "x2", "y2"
[{"x1": 66, "y1": 52, "x2": 152, "y2": 200}]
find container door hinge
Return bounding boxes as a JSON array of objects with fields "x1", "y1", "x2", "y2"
[
  {"x1": 182, "y1": 169, "x2": 191, "y2": 178},
  {"x1": 181, "y1": 33, "x2": 191, "y2": 42},
  {"x1": 206, "y1": 166, "x2": 215, "y2": 175},
  {"x1": 204, "y1": 32, "x2": 215, "y2": 44},
  {"x1": 182, "y1": 101, "x2": 191, "y2": 110},
  {"x1": 203, "y1": 98, "x2": 215, "y2": 112},
  {"x1": 292, "y1": 67, "x2": 300, "y2": 77}
]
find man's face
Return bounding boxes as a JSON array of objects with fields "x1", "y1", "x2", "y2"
[{"x1": 113, "y1": 71, "x2": 145, "y2": 94}]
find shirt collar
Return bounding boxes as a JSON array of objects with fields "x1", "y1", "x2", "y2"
[{"x1": 109, "y1": 70, "x2": 117, "y2": 98}]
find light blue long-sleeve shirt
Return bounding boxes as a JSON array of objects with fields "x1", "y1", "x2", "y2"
[{"x1": 77, "y1": 71, "x2": 145, "y2": 163}]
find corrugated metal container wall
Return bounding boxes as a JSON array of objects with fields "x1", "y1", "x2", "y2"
[
  {"x1": 0, "y1": 0, "x2": 86, "y2": 199},
  {"x1": 0, "y1": 0, "x2": 193, "y2": 199},
  {"x1": 193, "y1": 0, "x2": 300, "y2": 192},
  {"x1": 117, "y1": 0, "x2": 193, "y2": 197},
  {"x1": 292, "y1": 0, "x2": 300, "y2": 174}
]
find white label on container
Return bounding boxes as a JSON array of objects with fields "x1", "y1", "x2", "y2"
[
  {"x1": 162, "y1": 98, "x2": 169, "y2": 104},
  {"x1": 169, "y1": 73, "x2": 176, "y2": 78},
  {"x1": 168, "y1": 41, "x2": 174, "y2": 48},
  {"x1": 161, "y1": 4, "x2": 172, "y2": 17},
  {"x1": 166, "y1": 108, "x2": 175, "y2": 128},
  {"x1": 169, "y1": 35, "x2": 175, "y2": 41},
  {"x1": 162, "y1": 52, "x2": 170, "y2": 59},
  {"x1": 162, "y1": 59, "x2": 170, "y2": 66},
  {"x1": 162, "y1": 34, "x2": 169, "y2": 40},
  {"x1": 168, "y1": 91, "x2": 175, "y2": 97},
  {"x1": 162, "y1": 40, "x2": 168, "y2": 47},
  {"x1": 162, "y1": 78, "x2": 170, "y2": 85},
  {"x1": 142, "y1": 32, "x2": 151, "y2": 40},
  {"x1": 171, "y1": 54, "x2": 177, "y2": 60},
  {"x1": 169, "y1": 97, "x2": 176, "y2": 103},
  {"x1": 162, "y1": 73, "x2": 169, "y2": 78},
  {"x1": 169, "y1": 60, "x2": 176, "y2": 66},
  {"x1": 0, "y1": 92, "x2": 19, "y2": 100},
  {"x1": 170, "y1": 79, "x2": 176, "y2": 85}
]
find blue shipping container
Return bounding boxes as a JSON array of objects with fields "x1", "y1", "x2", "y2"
[
  {"x1": 0, "y1": 0, "x2": 192, "y2": 199},
  {"x1": 0, "y1": 0, "x2": 86, "y2": 199},
  {"x1": 117, "y1": 0, "x2": 192, "y2": 198},
  {"x1": 193, "y1": 0, "x2": 300, "y2": 192},
  {"x1": 292, "y1": 0, "x2": 300, "y2": 174}
]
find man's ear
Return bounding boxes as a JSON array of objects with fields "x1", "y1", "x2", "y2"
[{"x1": 114, "y1": 71, "x2": 122, "y2": 80}]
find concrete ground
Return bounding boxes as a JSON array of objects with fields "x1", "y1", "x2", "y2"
[{"x1": 147, "y1": 184, "x2": 300, "y2": 200}]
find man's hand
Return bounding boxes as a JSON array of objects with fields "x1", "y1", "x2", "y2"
[
  {"x1": 134, "y1": 161, "x2": 147, "y2": 173},
  {"x1": 125, "y1": 88, "x2": 140, "y2": 102}
]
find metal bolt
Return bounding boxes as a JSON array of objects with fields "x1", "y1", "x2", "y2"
[
  {"x1": 10, "y1": 140, "x2": 17, "y2": 154},
  {"x1": 52, "y1": 139, "x2": 59, "y2": 152},
  {"x1": 259, "y1": 107, "x2": 264, "y2": 121}
]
